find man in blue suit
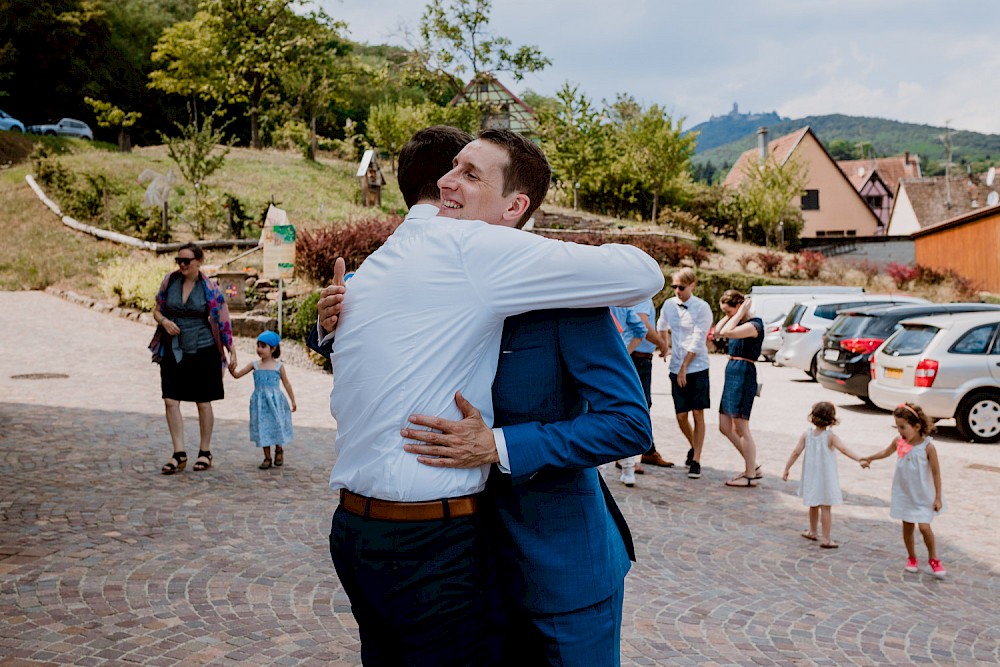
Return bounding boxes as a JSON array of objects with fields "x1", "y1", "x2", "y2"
[
  {"x1": 311, "y1": 129, "x2": 652, "y2": 665},
  {"x1": 405, "y1": 308, "x2": 649, "y2": 665}
]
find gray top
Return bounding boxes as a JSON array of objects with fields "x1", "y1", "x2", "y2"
[{"x1": 165, "y1": 276, "x2": 215, "y2": 360}]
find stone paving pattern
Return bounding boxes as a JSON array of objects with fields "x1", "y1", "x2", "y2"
[{"x1": 1, "y1": 291, "x2": 998, "y2": 666}]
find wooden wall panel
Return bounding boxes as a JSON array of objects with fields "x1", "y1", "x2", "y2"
[{"x1": 914, "y1": 214, "x2": 1000, "y2": 292}]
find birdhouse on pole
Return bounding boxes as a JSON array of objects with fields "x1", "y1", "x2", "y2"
[{"x1": 357, "y1": 149, "x2": 385, "y2": 207}]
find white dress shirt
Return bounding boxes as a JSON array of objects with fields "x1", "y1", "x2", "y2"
[
  {"x1": 328, "y1": 204, "x2": 664, "y2": 501},
  {"x1": 656, "y1": 294, "x2": 713, "y2": 374}
]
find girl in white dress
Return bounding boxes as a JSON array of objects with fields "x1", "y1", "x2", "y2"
[
  {"x1": 783, "y1": 402, "x2": 862, "y2": 549},
  {"x1": 861, "y1": 402, "x2": 946, "y2": 577}
]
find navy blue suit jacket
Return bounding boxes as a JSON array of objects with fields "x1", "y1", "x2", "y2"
[{"x1": 489, "y1": 307, "x2": 651, "y2": 614}]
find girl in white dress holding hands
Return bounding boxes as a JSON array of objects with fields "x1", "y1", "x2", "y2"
[
  {"x1": 783, "y1": 402, "x2": 862, "y2": 549},
  {"x1": 860, "y1": 402, "x2": 946, "y2": 577}
]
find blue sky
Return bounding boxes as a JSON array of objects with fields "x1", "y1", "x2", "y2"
[{"x1": 319, "y1": 0, "x2": 1000, "y2": 134}]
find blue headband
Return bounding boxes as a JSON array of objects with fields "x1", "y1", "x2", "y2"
[{"x1": 257, "y1": 330, "x2": 280, "y2": 347}]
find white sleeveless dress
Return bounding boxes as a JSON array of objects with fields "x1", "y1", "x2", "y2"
[
  {"x1": 799, "y1": 428, "x2": 843, "y2": 507},
  {"x1": 890, "y1": 437, "x2": 944, "y2": 523}
]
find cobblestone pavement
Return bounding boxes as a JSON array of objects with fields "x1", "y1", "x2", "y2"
[{"x1": 1, "y1": 291, "x2": 998, "y2": 666}]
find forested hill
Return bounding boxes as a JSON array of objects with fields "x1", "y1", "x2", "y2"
[
  {"x1": 688, "y1": 109, "x2": 785, "y2": 153},
  {"x1": 692, "y1": 113, "x2": 1000, "y2": 169}
]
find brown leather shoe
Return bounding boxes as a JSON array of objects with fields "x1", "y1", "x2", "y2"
[{"x1": 641, "y1": 452, "x2": 674, "y2": 468}]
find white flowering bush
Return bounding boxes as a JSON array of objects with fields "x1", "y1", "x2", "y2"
[{"x1": 99, "y1": 255, "x2": 175, "y2": 311}]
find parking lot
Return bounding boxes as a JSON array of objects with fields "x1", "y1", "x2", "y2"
[{"x1": 2, "y1": 290, "x2": 999, "y2": 666}]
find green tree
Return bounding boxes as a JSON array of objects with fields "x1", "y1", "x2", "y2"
[
  {"x1": 366, "y1": 102, "x2": 431, "y2": 172},
  {"x1": 417, "y1": 0, "x2": 550, "y2": 96},
  {"x1": 621, "y1": 103, "x2": 697, "y2": 222},
  {"x1": 149, "y1": 0, "x2": 305, "y2": 149},
  {"x1": 737, "y1": 153, "x2": 807, "y2": 247},
  {"x1": 162, "y1": 108, "x2": 232, "y2": 237},
  {"x1": 537, "y1": 83, "x2": 606, "y2": 209},
  {"x1": 84, "y1": 97, "x2": 141, "y2": 152}
]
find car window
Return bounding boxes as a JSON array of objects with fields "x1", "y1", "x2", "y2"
[
  {"x1": 814, "y1": 301, "x2": 867, "y2": 320},
  {"x1": 950, "y1": 324, "x2": 999, "y2": 355},
  {"x1": 882, "y1": 326, "x2": 939, "y2": 356},
  {"x1": 783, "y1": 304, "x2": 806, "y2": 327},
  {"x1": 827, "y1": 314, "x2": 876, "y2": 338}
]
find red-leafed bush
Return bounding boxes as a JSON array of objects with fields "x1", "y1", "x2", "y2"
[
  {"x1": 885, "y1": 262, "x2": 920, "y2": 289},
  {"x1": 296, "y1": 216, "x2": 402, "y2": 284},
  {"x1": 849, "y1": 259, "x2": 880, "y2": 283},
  {"x1": 752, "y1": 250, "x2": 784, "y2": 275},
  {"x1": 789, "y1": 250, "x2": 826, "y2": 279}
]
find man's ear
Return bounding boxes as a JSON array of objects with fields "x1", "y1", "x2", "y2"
[{"x1": 501, "y1": 193, "x2": 530, "y2": 225}]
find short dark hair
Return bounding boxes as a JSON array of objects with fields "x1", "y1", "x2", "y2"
[
  {"x1": 809, "y1": 401, "x2": 839, "y2": 427},
  {"x1": 397, "y1": 125, "x2": 473, "y2": 208},
  {"x1": 477, "y1": 129, "x2": 551, "y2": 226},
  {"x1": 893, "y1": 402, "x2": 934, "y2": 435},
  {"x1": 271, "y1": 343, "x2": 281, "y2": 359},
  {"x1": 720, "y1": 289, "x2": 745, "y2": 308},
  {"x1": 177, "y1": 242, "x2": 204, "y2": 261}
]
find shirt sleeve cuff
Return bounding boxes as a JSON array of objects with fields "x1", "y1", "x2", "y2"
[
  {"x1": 494, "y1": 428, "x2": 511, "y2": 474},
  {"x1": 316, "y1": 317, "x2": 335, "y2": 347}
]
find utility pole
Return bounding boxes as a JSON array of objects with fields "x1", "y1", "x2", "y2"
[{"x1": 941, "y1": 121, "x2": 953, "y2": 208}]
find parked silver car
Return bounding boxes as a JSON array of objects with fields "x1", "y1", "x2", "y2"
[
  {"x1": 774, "y1": 294, "x2": 927, "y2": 378},
  {"x1": 869, "y1": 311, "x2": 1000, "y2": 443},
  {"x1": 27, "y1": 118, "x2": 93, "y2": 140},
  {"x1": 0, "y1": 108, "x2": 25, "y2": 133}
]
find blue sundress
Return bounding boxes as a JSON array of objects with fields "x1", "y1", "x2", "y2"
[{"x1": 249, "y1": 361, "x2": 293, "y2": 446}]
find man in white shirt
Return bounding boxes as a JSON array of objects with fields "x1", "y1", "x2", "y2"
[
  {"x1": 656, "y1": 268, "x2": 714, "y2": 479},
  {"x1": 323, "y1": 127, "x2": 663, "y2": 666}
]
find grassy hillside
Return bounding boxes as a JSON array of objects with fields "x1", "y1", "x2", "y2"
[
  {"x1": 694, "y1": 114, "x2": 1000, "y2": 169},
  {"x1": 0, "y1": 138, "x2": 405, "y2": 292}
]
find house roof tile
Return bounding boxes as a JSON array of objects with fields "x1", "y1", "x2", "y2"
[
  {"x1": 722, "y1": 127, "x2": 810, "y2": 188},
  {"x1": 899, "y1": 174, "x2": 997, "y2": 229},
  {"x1": 836, "y1": 155, "x2": 921, "y2": 194}
]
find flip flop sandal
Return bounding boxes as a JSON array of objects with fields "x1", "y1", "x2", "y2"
[
  {"x1": 161, "y1": 452, "x2": 187, "y2": 475},
  {"x1": 753, "y1": 465, "x2": 763, "y2": 480},
  {"x1": 725, "y1": 475, "x2": 758, "y2": 488},
  {"x1": 801, "y1": 531, "x2": 818, "y2": 541},
  {"x1": 820, "y1": 542, "x2": 839, "y2": 549},
  {"x1": 193, "y1": 450, "x2": 212, "y2": 471}
]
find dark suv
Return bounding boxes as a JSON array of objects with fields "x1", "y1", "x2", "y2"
[{"x1": 817, "y1": 302, "x2": 1000, "y2": 403}]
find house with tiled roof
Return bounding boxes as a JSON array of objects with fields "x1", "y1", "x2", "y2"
[
  {"x1": 886, "y1": 173, "x2": 996, "y2": 236},
  {"x1": 448, "y1": 73, "x2": 537, "y2": 135},
  {"x1": 836, "y1": 154, "x2": 921, "y2": 230},
  {"x1": 724, "y1": 127, "x2": 880, "y2": 238}
]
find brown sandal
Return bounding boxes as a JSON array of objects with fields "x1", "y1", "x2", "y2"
[
  {"x1": 193, "y1": 450, "x2": 212, "y2": 471},
  {"x1": 161, "y1": 452, "x2": 187, "y2": 475},
  {"x1": 725, "y1": 474, "x2": 758, "y2": 488},
  {"x1": 274, "y1": 446, "x2": 283, "y2": 467},
  {"x1": 258, "y1": 458, "x2": 272, "y2": 470}
]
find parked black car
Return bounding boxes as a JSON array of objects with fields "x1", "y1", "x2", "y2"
[{"x1": 816, "y1": 302, "x2": 1000, "y2": 404}]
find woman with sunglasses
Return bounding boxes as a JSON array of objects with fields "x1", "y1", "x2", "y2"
[{"x1": 148, "y1": 243, "x2": 237, "y2": 474}]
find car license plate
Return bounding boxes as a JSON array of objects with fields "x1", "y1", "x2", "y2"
[
  {"x1": 884, "y1": 367, "x2": 903, "y2": 380},
  {"x1": 823, "y1": 349, "x2": 839, "y2": 361}
]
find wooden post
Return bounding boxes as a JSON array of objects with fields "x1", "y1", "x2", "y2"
[{"x1": 162, "y1": 202, "x2": 169, "y2": 240}]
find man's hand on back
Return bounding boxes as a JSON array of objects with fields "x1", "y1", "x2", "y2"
[
  {"x1": 317, "y1": 257, "x2": 346, "y2": 334},
  {"x1": 402, "y1": 392, "x2": 500, "y2": 468}
]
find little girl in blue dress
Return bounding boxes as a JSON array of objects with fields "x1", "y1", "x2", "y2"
[{"x1": 231, "y1": 330, "x2": 296, "y2": 469}]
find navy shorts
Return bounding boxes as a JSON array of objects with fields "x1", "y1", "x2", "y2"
[{"x1": 670, "y1": 369, "x2": 710, "y2": 413}]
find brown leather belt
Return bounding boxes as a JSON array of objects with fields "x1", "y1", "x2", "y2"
[
  {"x1": 631, "y1": 351, "x2": 654, "y2": 358},
  {"x1": 728, "y1": 356, "x2": 757, "y2": 363},
  {"x1": 339, "y1": 489, "x2": 480, "y2": 522}
]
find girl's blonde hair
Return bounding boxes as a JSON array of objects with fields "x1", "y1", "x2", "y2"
[
  {"x1": 809, "y1": 401, "x2": 838, "y2": 427},
  {"x1": 892, "y1": 402, "x2": 934, "y2": 435}
]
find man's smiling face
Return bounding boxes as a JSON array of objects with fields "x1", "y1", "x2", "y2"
[{"x1": 437, "y1": 139, "x2": 520, "y2": 227}]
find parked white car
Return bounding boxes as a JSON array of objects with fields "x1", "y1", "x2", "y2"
[
  {"x1": 774, "y1": 294, "x2": 927, "y2": 378},
  {"x1": 749, "y1": 285, "x2": 864, "y2": 360},
  {"x1": 27, "y1": 118, "x2": 93, "y2": 140},
  {"x1": 869, "y1": 311, "x2": 1000, "y2": 443}
]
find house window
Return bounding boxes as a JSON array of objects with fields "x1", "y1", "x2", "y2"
[
  {"x1": 865, "y1": 195, "x2": 883, "y2": 210},
  {"x1": 801, "y1": 189, "x2": 819, "y2": 210},
  {"x1": 478, "y1": 82, "x2": 489, "y2": 93}
]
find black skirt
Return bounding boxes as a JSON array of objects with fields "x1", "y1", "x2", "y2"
[{"x1": 160, "y1": 344, "x2": 224, "y2": 403}]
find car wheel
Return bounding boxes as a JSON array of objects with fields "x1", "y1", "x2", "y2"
[
  {"x1": 807, "y1": 353, "x2": 818, "y2": 381},
  {"x1": 955, "y1": 391, "x2": 1000, "y2": 443},
  {"x1": 11, "y1": 126, "x2": 22, "y2": 132}
]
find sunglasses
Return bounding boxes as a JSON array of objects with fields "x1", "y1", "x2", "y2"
[
  {"x1": 175, "y1": 257, "x2": 194, "y2": 266},
  {"x1": 671, "y1": 284, "x2": 688, "y2": 290}
]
